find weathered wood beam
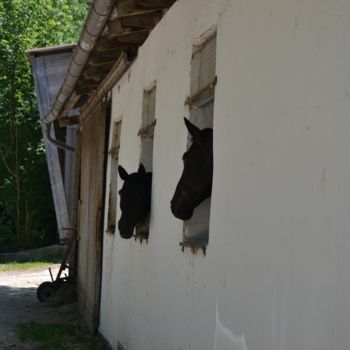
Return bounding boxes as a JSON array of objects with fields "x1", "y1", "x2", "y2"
[
  {"x1": 55, "y1": 0, "x2": 175, "y2": 127},
  {"x1": 30, "y1": 55, "x2": 71, "y2": 241},
  {"x1": 135, "y1": 0, "x2": 176, "y2": 9},
  {"x1": 90, "y1": 49, "x2": 123, "y2": 65},
  {"x1": 77, "y1": 77, "x2": 102, "y2": 86},
  {"x1": 108, "y1": 29, "x2": 150, "y2": 44},
  {"x1": 94, "y1": 37, "x2": 137, "y2": 52},
  {"x1": 59, "y1": 116, "x2": 80, "y2": 127},
  {"x1": 81, "y1": 61, "x2": 115, "y2": 82},
  {"x1": 75, "y1": 77, "x2": 101, "y2": 94},
  {"x1": 107, "y1": 10, "x2": 162, "y2": 33},
  {"x1": 116, "y1": 0, "x2": 137, "y2": 15},
  {"x1": 107, "y1": 17, "x2": 123, "y2": 35},
  {"x1": 116, "y1": 0, "x2": 175, "y2": 15},
  {"x1": 78, "y1": 61, "x2": 116, "y2": 87},
  {"x1": 121, "y1": 10, "x2": 163, "y2": 28},
  {"x1": 78, "y1": 53, "x2": 130, "y2": 123},
  {"x1": 88, "y1": 59, "x2": 117, "y2": 68},
  {"x1": 75, "y1": 85, "x2": 99, "y2": 95}
]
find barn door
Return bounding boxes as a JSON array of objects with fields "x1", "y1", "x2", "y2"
[{"x1": 77, "y1": 99, "x2": 109, "y2": 332}]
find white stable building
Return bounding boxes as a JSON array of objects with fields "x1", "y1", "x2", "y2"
[{"x1": 32, "y1": 1, "x2": 350, "y2": 349}]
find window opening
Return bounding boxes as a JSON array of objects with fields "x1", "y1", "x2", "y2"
[
  {"x1": 106, "y1": 119, "x2": 122, "y2": 234},
  {"x1": 181, "y1": 33, "x2": 216, "y2": 253},
  {"x1": 135, "y1": 85, "x2": 156, "y2": 241}
]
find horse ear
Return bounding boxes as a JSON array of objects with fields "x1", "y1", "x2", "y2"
[
  {"x1": 118, "y1": 165, "x2": 129, "y2": 180},
  {"x1": 184, "y1": 118, "x2": 201, "y2": 140},
  {"x1": 138, "y1": 163, "x2": 146, "y2": 175}
]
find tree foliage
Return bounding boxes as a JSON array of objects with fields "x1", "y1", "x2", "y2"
[{"x1": 0, "y1": 0, "x2": 89, "y2": 251}]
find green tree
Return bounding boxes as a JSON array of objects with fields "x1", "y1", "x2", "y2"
[{"x1": 0, "y1": 0, "x2": 89, "y2": 251}]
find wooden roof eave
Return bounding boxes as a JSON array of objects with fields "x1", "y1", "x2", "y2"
[{"x1": 56, "y1": 0, "x2": 177, "y2": 124}]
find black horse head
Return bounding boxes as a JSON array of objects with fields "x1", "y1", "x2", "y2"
[
  {"x1": 118, "y1": 164, "x2": 152, "y2": 239},
  {"x1": 171, "y1": 118, "x2": 213, "y2": 220}
]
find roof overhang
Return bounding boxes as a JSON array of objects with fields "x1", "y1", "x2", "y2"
[{"x1": 41, "y1": 0, "x2": 177, "y2": 128}]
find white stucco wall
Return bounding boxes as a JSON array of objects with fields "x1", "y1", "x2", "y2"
[{"x1": 99, "y1": 0, "x2": 350, "y2": 349}]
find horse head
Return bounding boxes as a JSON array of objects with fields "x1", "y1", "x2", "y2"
[
  {"x1": 171, "y1": 118, "x2": 213, "y2": 220},
  {"x1": 118, "y1": 164, "x2": 152, "y2": 239}
]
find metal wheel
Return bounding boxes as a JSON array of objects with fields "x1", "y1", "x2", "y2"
[{"x1": 36, "y1": 281, "x2": 56, "y2": 302}]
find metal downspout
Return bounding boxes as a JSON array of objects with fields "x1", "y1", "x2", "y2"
[
  {"x1": 43, "y1": 0, "x2": 116, "y2": 151},
  {"x1": 43, "y1": 122, "x2": 75, "y2": 152}
]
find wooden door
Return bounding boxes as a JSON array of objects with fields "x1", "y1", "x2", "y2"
[{"x1": 77, "y1": 100, "x2": 108, "y2": 332}]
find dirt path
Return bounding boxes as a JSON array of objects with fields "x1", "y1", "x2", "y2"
[{"x1": 0, "y1": 266, "x2": 81, "y2": 349}]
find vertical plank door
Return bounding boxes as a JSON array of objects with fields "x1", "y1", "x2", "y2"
[{"x1": 77, "y1": 100, "x2": 108, "y2": 332}]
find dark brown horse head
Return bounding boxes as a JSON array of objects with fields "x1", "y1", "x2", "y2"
[
  {"x1": 118, "y1": 164, "x2": 152, "y2": 239},
  {"x1": 170, "y1": 118, "x2": 213, "y2": 220}
]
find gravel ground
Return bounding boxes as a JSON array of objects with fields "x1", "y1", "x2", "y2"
[{"x1": 0, "y1": 265, "x2": 82, "y2": 349}]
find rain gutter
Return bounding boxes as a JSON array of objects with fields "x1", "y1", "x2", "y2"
[{"x1": 42, "y1": 0, "x2": 116, "y2": 152}]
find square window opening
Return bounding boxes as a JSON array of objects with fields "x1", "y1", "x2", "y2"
[
  {"x1": 135, "y1": 85, "x2": 156, "y2": 240},
  {"x1": 182, "y1": 34, "x2": 216, "y2": 251}
]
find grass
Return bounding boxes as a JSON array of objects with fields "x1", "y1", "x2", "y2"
[
  {"x1": 18, "y1": 322, "x2": 108, "y2": 350},
  {"x1": 0, "y1": 252, "x2": 62, "y2": 272}
]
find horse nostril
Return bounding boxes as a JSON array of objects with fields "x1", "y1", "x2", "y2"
[
  {"x1": 119, "y1": 228, "x2": 134, "y2": 239},
  {"x1": 121, "y1": 233, "x2": 133, "y2": 239},
  {"x1": 118, "y1": 219, "x2": 134, "y2": 239}
]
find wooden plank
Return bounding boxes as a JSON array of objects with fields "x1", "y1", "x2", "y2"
[
  {"x1": 135, "y1": 0, "x2": 176, "y2": 9},
  {"x1": 75, "y1": 86, "x2": 99, "y2": 96},
  {"x1": 82, "y1": 63, "x2": 115, "y2": 81},
  {"x1": 78, "y1": 53, "x2": 130, "y2": 124},
  {"x1": 88, "y1": 59, "x2": 117, "y2": 68},
  {"x1": 31, "y1": 53, "x2": 72, "y2": 242},
  {"x1": 107, "y1": 10, "x2": 162, "y2": 33},
  {"x1": 77, "y1": 77, "x2": 101, "y2": 86},
  {"x1": 95, "y1": 37, "x2": 136, "y2": 52},
  {"x1": 116, "y1": 0, "x2": 175, "y2": 15},
  {"x1": 107, "y1": 17, "x2": 123, "y2": 35},
  {"x1": 116, "y1": 0, "x2": 137, "y2": 15},
  {"x1": 120, "y1": 10, "x2": 162, "y2": 28},
  {"x1": 64, "y1": 129, "x2": 81, "y2": 270},
  {"x1": 77, "y1": 100, "x2": 108, "y2": 332},
  {"x1": 64, "y1": 126, "x2": 79, "y2": 215},
  {"x1": 59, "y1": 116, "x2": 80, "y2": 127},
  {"x1": 70, "y1": 130, "x2": 81, "y2": 231},
  {"x1": 90, "y1": 49, "x2": 123, "y2": 65},
  {"x1": 108, "y1": 29, "x2": 150, "y2": 44},
  {"x1": 75, "y1": 78, "x2": 100, "y2": 94}
]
